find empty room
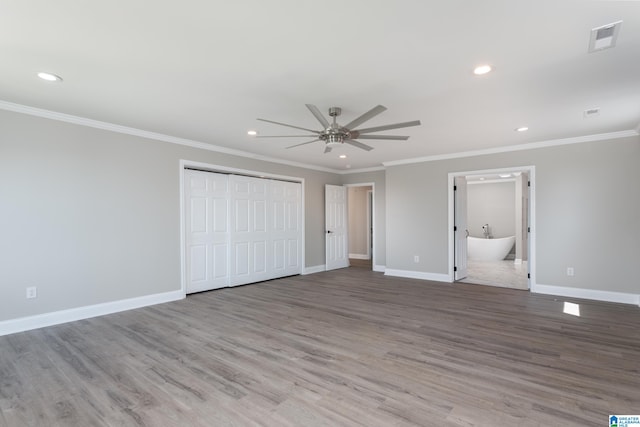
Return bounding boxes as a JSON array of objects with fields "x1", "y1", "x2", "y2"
[{"x1": 1, "y1": 1, "x2": 639, "y2": 426}]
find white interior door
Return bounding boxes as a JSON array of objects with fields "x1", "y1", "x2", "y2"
[
  {"x1": 184, "y1": 170, "x2": 229, "y2": 293},
  {"x1": 454, "y1": 176, "x2": 468, "y2": 280},
  {"x1": 325, "y1": 184, "x2": 349, "y2": 270}
]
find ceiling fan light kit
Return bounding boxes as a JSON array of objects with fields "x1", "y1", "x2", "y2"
[{"x1": 256, "y1": 104, "x2": 421, "y2": 154}]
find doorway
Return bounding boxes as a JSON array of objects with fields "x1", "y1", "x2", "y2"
[
  {"x1": 449, "y1": 167, "x2": 535, "y2": 290},
  {"x1": 346, "y1": 184, "x2": 373, "y2": 270}
]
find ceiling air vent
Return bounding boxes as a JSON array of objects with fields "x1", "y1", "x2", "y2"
[{"x1": 588, "y1": 21, "x2": 622, "y2": 53}]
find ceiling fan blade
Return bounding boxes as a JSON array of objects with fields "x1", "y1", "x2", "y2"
[
  {"x1": 345, "y1": 139, "x2": 374, "y2": 151},
  {"x1": 257, "y1": 118, "x2": 320, "y2": 134},
  {"x1": 286, "y1": 139, "x2": 321, "y2": 149},
  {"x1": 344, "y1": 105, "x2": 387, "y2": 129},
  {"x1": 355, "y1": 120, "x2": 421, "y2": 134},
  {"x1": 306, "y1": 104, "x2": 330, "y2": 129},
  {"x1": 356, "y1": 135, "x2": 409, "y2": 140},
  {"x1": 256, "y1": 135, "x2": 318, "y2": 138},
  {"x1": 324, "y1": 146, "x2": 332, "y2": 154},
  {"x1": 343, "y1": 105, "x2": 387, "y2": 130}
]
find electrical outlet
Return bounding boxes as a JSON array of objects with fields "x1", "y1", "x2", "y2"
[
  {"x1": 566, "y1": 267, "x2": 574, "y2": 277},
  {"x1": 26, "y1": 286, "x2": 37, "y2": 299},
  {"x1": 414, "y1": 255, "x2": 419, "y2": 263}
]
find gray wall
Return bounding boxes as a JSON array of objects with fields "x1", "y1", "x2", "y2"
[
  {"x1": 467, "y1": 181, "x2": 516, "y2": 238},
  {"x1": 0, "y1": 109, "x2": 340, "y2": 322},
  {"x1": 386, "y1": 136, "x2": 640, "y2": 293},
  {"x1": 2, "y1": 106, "x2": 638, "y2": 324}
]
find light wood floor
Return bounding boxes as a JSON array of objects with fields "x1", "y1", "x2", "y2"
[{"x1": 1, "y1": 268, "x2": 638, "y2": 426}]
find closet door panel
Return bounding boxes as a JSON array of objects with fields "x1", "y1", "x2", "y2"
[
  {"x1": 270, "y1": 180, "x2": 302, "y2": 276},
  {"x1": 230, "y1": 175, "x2": 271, "y2": 286},
  {"x1": 184, "y1": 170, "x2": 229, "y2": 293}
]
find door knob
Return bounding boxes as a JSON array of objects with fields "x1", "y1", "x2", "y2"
[{"x1": 327, "y1": 230, "x2": 333, "y2": 234}]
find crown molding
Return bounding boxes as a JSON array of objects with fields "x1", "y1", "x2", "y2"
[
  {"x1": 382, "y1": 129, "x2": 640, "y2": 167},
  {"x1": 0, "y1": 100, "x2": 342, "y2": 175},
  {"x1": 3, "y1": 100, "x2": 638, "y2": 174},
  {"x1": 338, "y1": 165, "x2": 386, "y2": 175}
]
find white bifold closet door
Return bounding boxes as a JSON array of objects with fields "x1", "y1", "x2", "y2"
[
  {"x1": 185, "y1": 170, "x2": 302, "y2": 294},
  {"x1": 184, "y1": 170, "x2": 230, "y2": 293}
]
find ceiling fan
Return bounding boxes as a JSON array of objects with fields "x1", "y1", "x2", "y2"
[{"x1": 255, "y1": 104, "x2": 421, "y2": 153}]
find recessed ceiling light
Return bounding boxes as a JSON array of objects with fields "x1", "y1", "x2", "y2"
[
  {"x1": 473, "y1": 64, "x2": 492, "y2": 75},
  {"x1": 339, "y1": 154, "x2": 347, "y2": 159},
  {"x1": 37, "y1": 72, "x2": 63, "y2": 82},
  {"x1": 499, "y1": 174, "x2": 512, "y2": 178},
  {"x1": 516, "y1": 126, "x2": 529, "y2": 132},
  {"x1": 247, "y1": 130, "x2": 257, "y2": 136}
]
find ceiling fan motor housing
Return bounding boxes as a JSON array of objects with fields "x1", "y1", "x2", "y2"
[{"x1": 325, "y1": 133, "x2": 345, "y2": 145}]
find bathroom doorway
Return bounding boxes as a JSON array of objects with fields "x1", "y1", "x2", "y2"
[{"x1": 449, "y1": 167, "x2": 535, "y2": 290}]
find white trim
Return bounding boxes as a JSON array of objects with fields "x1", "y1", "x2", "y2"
[
  {"x1": 0, "y1": 290, "x2": 184, "y2": 337},
  {"x1": 384, "y1": 269, "x2": 451, "y2": 283},
  {"x1": 373, "y1": 264, "x2": 386, "y2": 273},
  {"x1": 383, "y1": 130, "x2": 639, "y2": 167},
  {"x1": 339, "y1": 165, "x2": 386, "y2": 174},
  {"x1": 303, "y1": 265, "x2": 326, "y2": 275},
  {"x1": 0, "y1": 100, "x2": 338, "y2": 174},
  {"x1": 179, "y1": 160, "x2": 306, "y2": 293},
  {"x1": 366, "y1": 190, "x2": 373, "y2": 260},
  {"x1": 467, "y1": 178, "x2": 516, "y2": 185},
  {"x1": 532, "y1": 284, "x2": 640, "y2": 306},
  {"x1": 179, "y1": 162, "x2": 187, "y2": 295},
  {"x1": 349, "y1": 253, "x2": 370, "y2": 260},
  {"x1": 182, "y1": 160, "x2": 306, "y2": 184}
]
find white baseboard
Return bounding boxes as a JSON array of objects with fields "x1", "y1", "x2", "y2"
[
  {"x1": 532, "y1": 283, "x2": 640, "y2": 306},
  {"x1": 303, "y1": 264, "x2": 326, "y2": 275},
  {"x1": 384, "y1": 269, "x2": 451, "y2": 283},
  {"x1": 0, "y1": 290, "x2": 185, "y2": 337},
  {"x1": 373, "y1": 264, "x2": 386, "y2": 273},
  {"x1": 348, "y1": 253, "x2": 371, "y2": 260}
]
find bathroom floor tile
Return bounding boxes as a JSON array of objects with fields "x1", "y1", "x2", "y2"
[{"x1": 460, "y1": 260, "x2": 528, "y2": 290}]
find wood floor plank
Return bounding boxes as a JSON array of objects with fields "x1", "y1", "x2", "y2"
[{"x1": 1, "y1": 268, "x2": 639, "y2": 426}]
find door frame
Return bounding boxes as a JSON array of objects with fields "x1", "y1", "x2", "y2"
[
  {"x1": 344, "y1": 182, "x2": 376, "y2": 270},
  {"x1": 179, "y1": 159, "x2": 305, "y2": 296},
  {"x1": 447, "y1": 166, "x2": 536, "y2": 288}
]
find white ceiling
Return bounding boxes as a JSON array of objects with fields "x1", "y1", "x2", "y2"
[{"x1": 2, "y1": 1, "x2": 639, "y2": 172}]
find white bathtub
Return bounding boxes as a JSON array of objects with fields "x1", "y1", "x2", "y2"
[{"x1": 467, "y1": 236, "x2": 515, "y2": 261}]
